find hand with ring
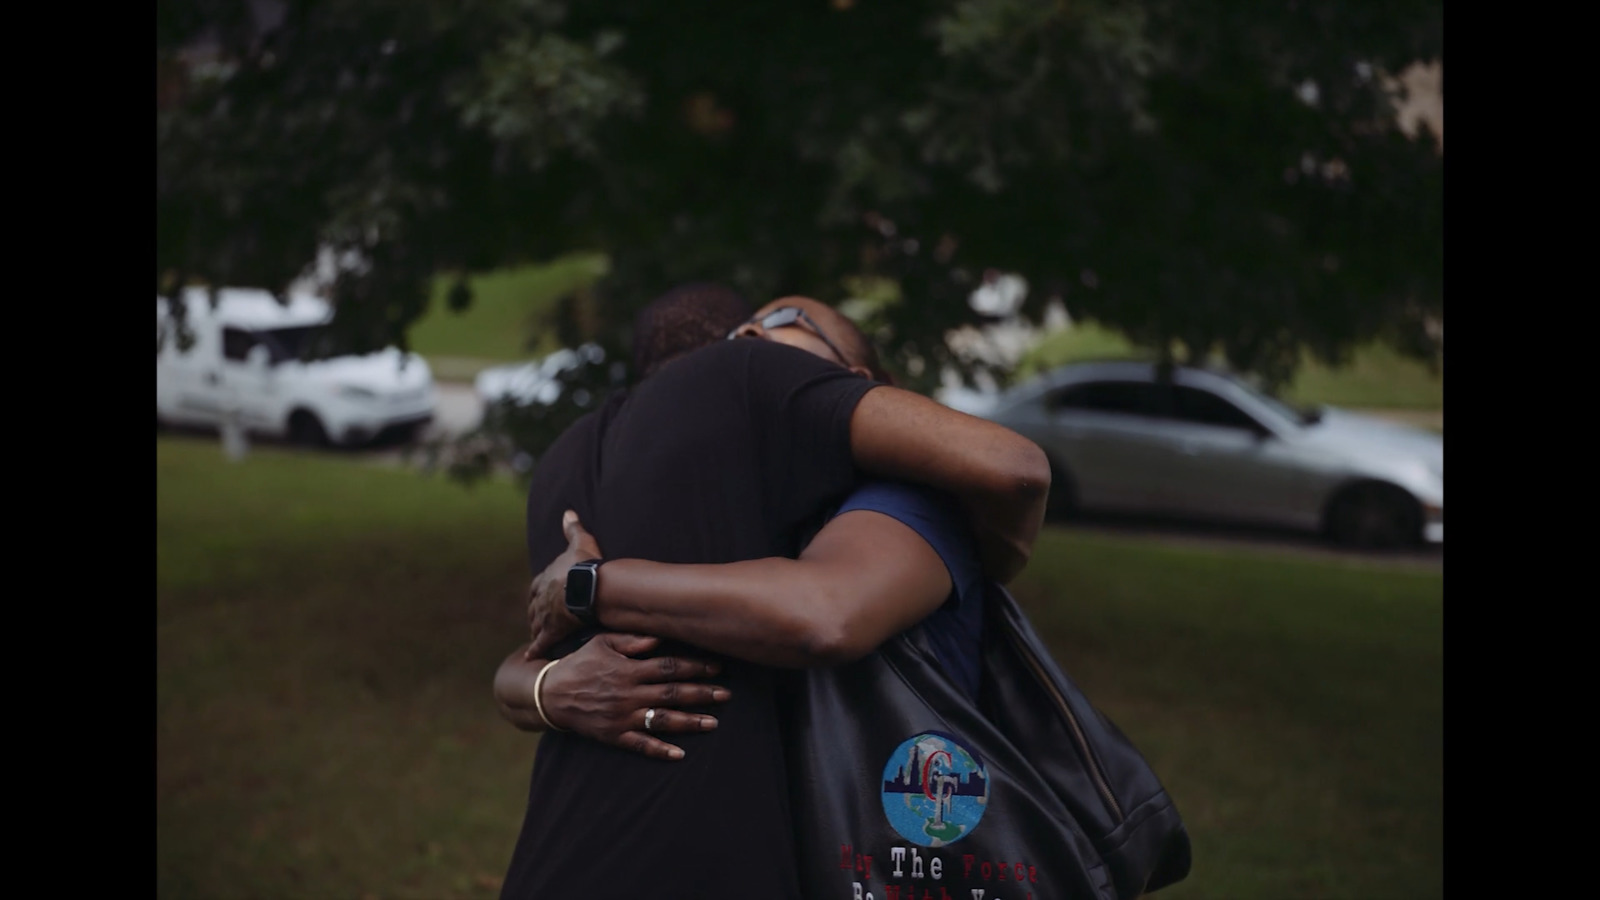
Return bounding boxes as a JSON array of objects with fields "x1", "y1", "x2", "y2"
[{"x1": 535, "y1": 632, "x2": 729, "y2": 761}]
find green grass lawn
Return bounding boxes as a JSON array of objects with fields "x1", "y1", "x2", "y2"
[
  {"x1": 157, "y1": 438, "x2": 533, "y2": 900},
  {"x1": 406, "y1": 253, "x2": 608, "y2": 372},
  {"x1": 1009, "y1": 534, "x2": 1442, "y2": 899},
  {"x1": 157, "y1": 436, "x2": 1441, "y2": 899},
  {"x1": 1017, "y1": 321, "x2": 1444, "y2": 410}
]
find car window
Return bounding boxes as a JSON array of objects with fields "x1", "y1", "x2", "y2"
[
  {"x1": 1204, "y1": 369, "x2": 1310, "y2": 427},
  {"x1": 222, "y1": 327, "x2": 257, "y2": 362},
  {"x1": 1172, "y1": 386, "x2": 1263, "y2": 432},
  {"x1": 1047, "y1": 380, "x2": 1165, "y2": 417},
  {"x1": 259, "y1": 325, "x2": 333, "y2": 363}
]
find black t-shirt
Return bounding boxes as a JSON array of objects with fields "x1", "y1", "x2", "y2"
[
  {"x1": 521, "y1": 389, "x2": 630, "y2": 573},
  {"x1": 501, "y1": 339, "x2": 880, "y2": 899}
]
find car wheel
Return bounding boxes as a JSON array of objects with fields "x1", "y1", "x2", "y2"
[
  {"x1": 1325, "y1": 483, "x2": 1421, "y2": 550},
  {"x1": 394, "y1": 419, "x2": 431, "y2": 445},
  {"x1": 1044, "y1": 454, "x2": 1080, "y2": 522},
  {"x1": 287, "y1": 410, "x2": 330, "y2": 448}
]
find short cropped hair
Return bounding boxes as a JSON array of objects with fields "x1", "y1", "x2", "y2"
[{"x1": 631, "y1": 283, "x2": 754, "y2": 377}]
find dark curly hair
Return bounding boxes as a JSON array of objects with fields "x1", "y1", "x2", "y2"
[{"x1": 631, "y1": 283, "x2": 754, "y2": 377}]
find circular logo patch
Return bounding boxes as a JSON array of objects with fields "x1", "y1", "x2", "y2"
[{"x1": 880, "y1": 731, "x2": 989, "y2": 847}]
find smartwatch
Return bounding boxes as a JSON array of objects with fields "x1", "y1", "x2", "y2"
[{"x1": 565, "y1": 559, "x2": 605, "y2": 627}]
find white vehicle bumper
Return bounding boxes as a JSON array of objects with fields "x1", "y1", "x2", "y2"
[{"x1": 334, "y1": 391, "x2": 436, "y2": 444}]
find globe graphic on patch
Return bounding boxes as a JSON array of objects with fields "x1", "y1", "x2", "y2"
[{"x1": 880, "y1": 731, "x2": 989, "y2": 847}]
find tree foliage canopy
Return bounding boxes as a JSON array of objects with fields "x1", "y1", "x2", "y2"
[{"x1": 158, "y1": 0, "x2": 1441, "y2": 426}]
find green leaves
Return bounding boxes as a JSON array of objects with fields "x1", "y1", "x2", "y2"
[
  {"x1": 457, "y1": 31, "x2": 642, "y2": 171},
  {"x1": 157, "y1": 0, "x2": 1442, "y2": 450},
  {"x1": 157, "y1": 0, "x2": 636, "y2": 356}
]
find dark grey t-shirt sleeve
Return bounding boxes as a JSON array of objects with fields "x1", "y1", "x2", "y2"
[
  {"x1": 735, "y1": 339, "x2": 882, "y2": 540},
  {"x1": 524, "y1": 410, "x2": 601, "y2": 574}
]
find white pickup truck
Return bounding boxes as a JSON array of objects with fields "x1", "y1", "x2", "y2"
[{"x1": 156, "y1": 288, "x2": 436, "y2": 447}]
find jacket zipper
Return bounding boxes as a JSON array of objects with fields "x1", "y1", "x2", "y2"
[{"x1": 1006, "y1": 624, "x2": 1124, "y2": 824}]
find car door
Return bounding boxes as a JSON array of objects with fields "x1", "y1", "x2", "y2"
[
  {"x1": 1043, "y1": 380, "x2": 1172, "y2": 512},
  {"x1": 165, "y1": 318, "x2": 229, "y2": 425},
  {"x1": 1156, "y1": 384, "x2": 1310, "y2": 526},
  {"x1": 157, "y1": 318, "x2": 201, "y2": 425},
  {"x1": 219, "y1": 327, "x2": 278, "y2": 430}
]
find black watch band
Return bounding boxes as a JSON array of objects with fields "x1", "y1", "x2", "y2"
[{"x1": 565, "y1": 558, "x2": 605, "y2": 627}]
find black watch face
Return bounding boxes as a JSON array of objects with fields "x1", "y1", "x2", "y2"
[{"x1": 566, "y1": 565, "x2": 598, "y2": 619}]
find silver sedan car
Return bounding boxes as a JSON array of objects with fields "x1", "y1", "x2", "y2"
[{"x1": 985, "y1": 361, "x2": 1443, "y2": 548}]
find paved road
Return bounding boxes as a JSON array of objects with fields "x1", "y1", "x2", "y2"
[
  {"x1": 1053, "y1": 514, "x2": 1442, "y2": 570},
  {"x1": 422, "y1": 382, "x2": 484, "y2": 440}
]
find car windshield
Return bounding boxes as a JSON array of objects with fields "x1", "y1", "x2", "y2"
[{"x1": 256, "y1": 325, "x2": 337, "y2": 363}]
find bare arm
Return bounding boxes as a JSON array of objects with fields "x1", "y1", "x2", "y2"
[
  {"x1": 526, "y1": 509, "x2": 953, "y2": 665},
  {"x1": 848, "y1": 385, "x2": 1050, "y2": 584},
  {"x1": 595, "y1": 511, "x2": 950, "y2": 665}
]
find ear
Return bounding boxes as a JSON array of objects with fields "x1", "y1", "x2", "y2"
[{"x1": 850, "y1": 364, "x2": 895, "y2": 385}]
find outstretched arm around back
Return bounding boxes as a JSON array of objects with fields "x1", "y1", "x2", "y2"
[
  {"x1": 501, "y1": 504, "x2": 956, "y2": 755},
  {"x1": 523, "y1": 505, "x2": 954, "y2": 665}
]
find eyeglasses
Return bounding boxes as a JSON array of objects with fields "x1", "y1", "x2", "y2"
[{"x1": 729, "y1": 306, "x2": 851, "y2": 367}]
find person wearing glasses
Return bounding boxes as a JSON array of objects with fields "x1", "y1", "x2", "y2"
[
  {"x1": 493, "y1": 290, "x2": 1048, "y2": 899},
  {"x1": 730, "y1": 303, "x2": 858, "y2": 370}
]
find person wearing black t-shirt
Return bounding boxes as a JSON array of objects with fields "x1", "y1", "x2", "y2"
[{"x1": 495, "y1": 294, "x2": 1049, "y2": 899}]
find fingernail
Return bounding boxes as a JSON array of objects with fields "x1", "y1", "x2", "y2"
[
  {"x1": 701, "y1": 717, "x2": 718, "y2": 730},
  {"x1": 668, "y1": 747, "x2": 685, "y2": 760},
  {"x1": 712, "y1": 689, "x2": 731, "y2": 701}
]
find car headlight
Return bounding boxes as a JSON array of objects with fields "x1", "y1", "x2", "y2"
[{"x1": 339, "y1": 385, "x2": 379, "y2": 402}]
